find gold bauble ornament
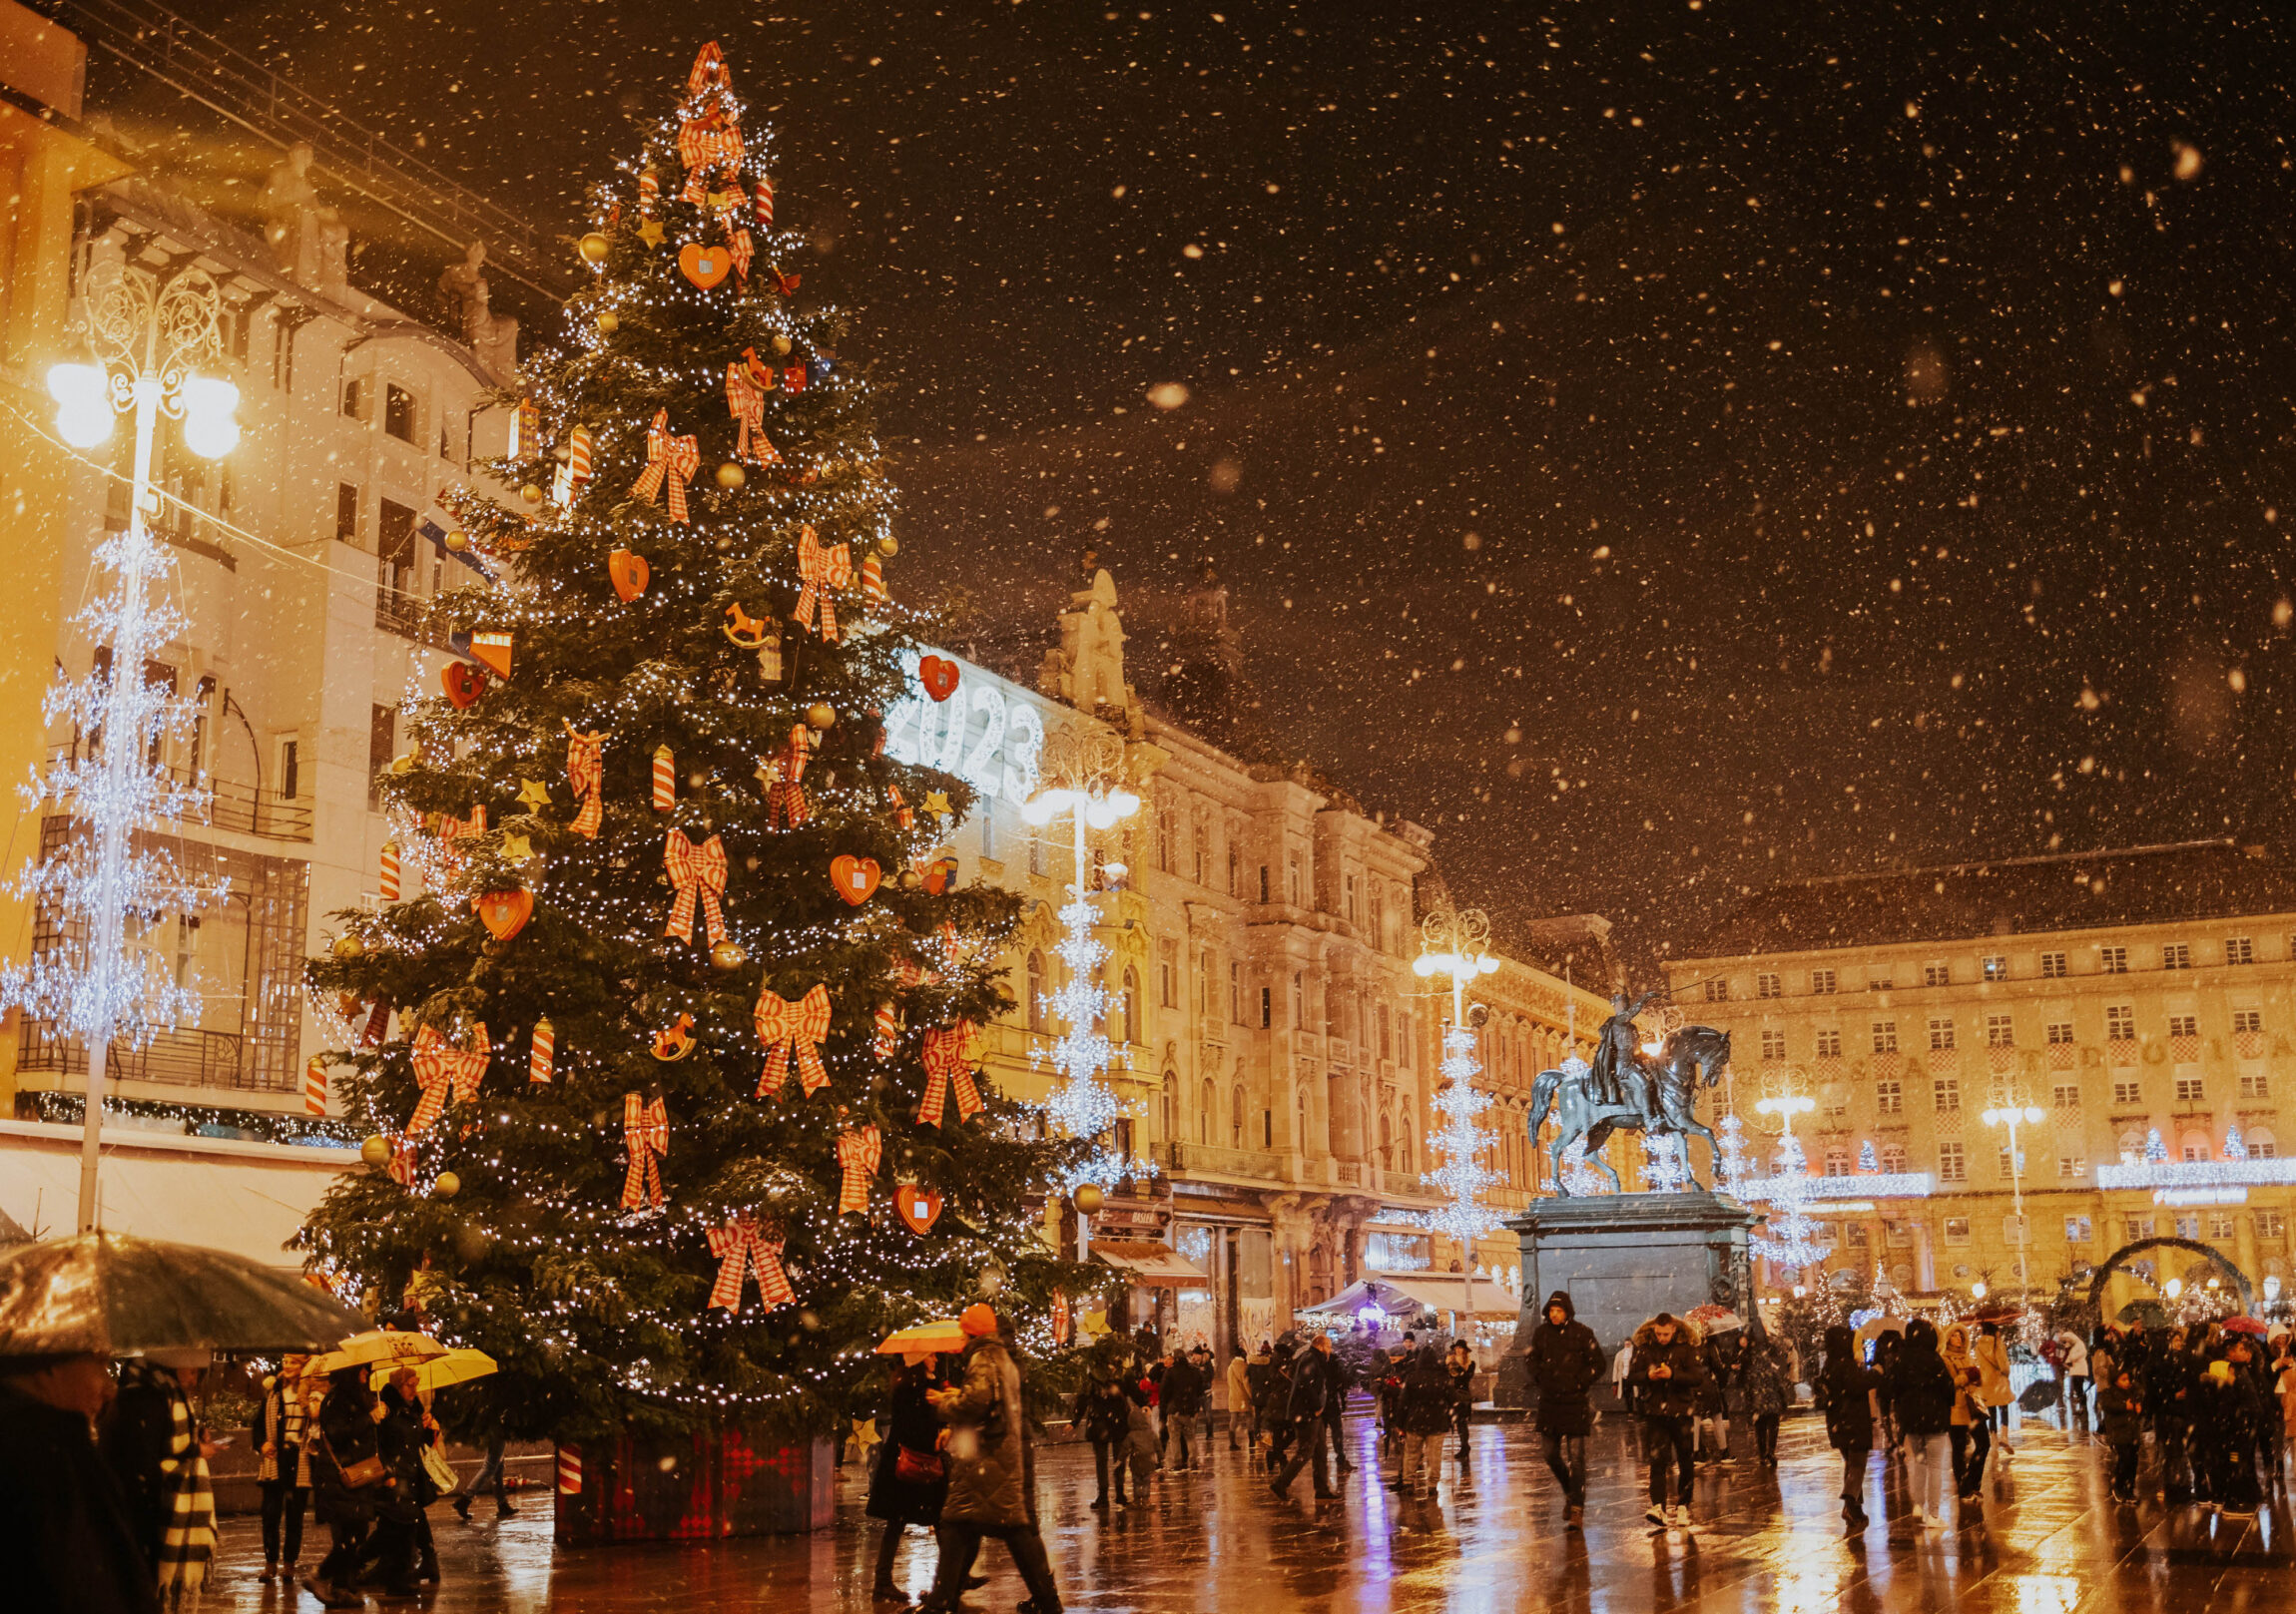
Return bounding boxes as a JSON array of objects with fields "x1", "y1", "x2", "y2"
[
  {"x1": 1072, "y1": 1184, "x2": 1105, "y2": 1216},
  {"x1": 443, "y1": 530, "x2": 468, "y2": 552},
  {"x1": 711, "y1": 939, "x2": 749, "y2": 971},
  {"x1": 878, "y1": 535, "x2": 899, "y2": 558},
  {"x1": 898, "y1": 868, "x2": 921, "y2": 891},
  {"x1": 772, "y1": 334, "x2": 794, "y2": 356},
  {"x1": 360, "y1": 1135, "x2": 391, "y2": 1167},
  {"x1": 331, "y1": 934, "x2": 365, "y2": 960},
  {"x1": 578, "y1": 232, "x2": 611, "y2": 264},
  {"x1": 596, "y1": 310, "x2": 620, "y2": 334},
  {"x1": 521, "y1": 483, "x2": 544, "y2": 504},
  {"x1": 716, "y1": 461, "x2": 746, "y2": 490},
  {"x1": 806, "y1": 702, "x2": 837, "y2": 731},
  {"x1": 432, "y1": 1172, "x2": 461, "y2": 1200}
]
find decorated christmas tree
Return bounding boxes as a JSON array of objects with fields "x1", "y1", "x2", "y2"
[{"x1": 302, "y1": 43, "x2": 1089, "y2": 1446}]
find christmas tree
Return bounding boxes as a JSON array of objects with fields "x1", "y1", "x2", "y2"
[{"x1": 302, "y1": 43, "x2": 1090, "y2": 1445}]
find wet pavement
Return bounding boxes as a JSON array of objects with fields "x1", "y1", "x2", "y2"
[{"x1": 208, "y1": 1409, "x2": 2296, "y2": 1612}]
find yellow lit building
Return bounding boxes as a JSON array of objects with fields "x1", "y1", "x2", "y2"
[{"x1": 1665, "y1": 840, "x2": 2296, "y2": 1314}]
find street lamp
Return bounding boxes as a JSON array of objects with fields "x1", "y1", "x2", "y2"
[
  {"x1": 42, "y1": 264, "x2": 238, "y2": 1231},
  {"x1": 1982, "y1": 1098, "x2": 2046, "y2": 1309},
  {"x1": 1414, "y1": 905, "x2": 1504, "y2": 1337}
]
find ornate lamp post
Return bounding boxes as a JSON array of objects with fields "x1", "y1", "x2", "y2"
[
  {"x1": 1983, "y1": 1086, "x2": 2046, "y2": 1308},
  {"x1": 1413, "y1": 904, "x2": 1502, "y2": 1336},
  {"x1": 26, "y1": 264, "x2": 238, "y2": 1230}
]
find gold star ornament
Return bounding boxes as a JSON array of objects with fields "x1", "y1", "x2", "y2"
[
  {"x1": 517, "y1": 778, "x2": 554, "y2": 812},
  {"x1": 922, "y1": 790, "x2": 952, "y2": 820},
  {"x1": 499, "y1": 831, "x2": 535, "y2": 863},
  {"x1": 637, "y1": 220, "x2": 665, "y2": 249}
]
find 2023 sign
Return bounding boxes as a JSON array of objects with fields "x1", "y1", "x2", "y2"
[{"x1": 882, "y1": 652, "x2": 1046, "y2": 805}]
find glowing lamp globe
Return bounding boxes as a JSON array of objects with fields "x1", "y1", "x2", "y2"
[
  {"x1": 47, "y1": 363, "x2": 114, "y2": 449},
  {"x1": 180, "y1": 374, "x2": 241, "y2": 459},
  {"x1": 1971, "y1": 1281, "x2": 1987, "y2": 1300}
]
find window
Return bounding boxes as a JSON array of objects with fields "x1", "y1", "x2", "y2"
[
  {"x1": 2168, "y1": 1013, "x2": 2198, "y2": 1040},
  {"x1": 1984, "y1": 955, "x2": 2008, "y2": 981},
  {"x1": 2057, "y1": 1156, "x2": 2086, "y2": 1180},
  {"x1": 1026, "y1": 951, "x2": 1046, "y2": 1031},
  {"x1": 1985, "y1": 1013, "x2": 2014, "y2": 1048},
  {"x1": 1028, "y1": 831, "x2": 1047, "y2": 876},
  {"x1": 1998, "y1": 1147, "x2": 2016, "y2": 1177},
  {"x1": 1704, "y1": 977, "x2": 1731, "y2": 1003},
  {"x1": 2064, "y1": 1216, "x2": 2092, "y2": 1242},
  {"x1": 1159, "y1": 942, "x2": 1178, "y2": 1008},
  {"x1": 2180, "y1": 1140, "x2": 2207, "y2": 1164},
  {"x1": 2112, "y1": 1076, "x2": 2142, "y2": 1105},
  {"x1": 1757, "y1": 971, "x2": 1780, "y2": 999},
  {"x1": 2106, "y1": 1004, "x2": 2135, "y2": 1041},
  {"x1": 1825, "y1": 1148, "x2": 1851, "y2": 1178},
  {"x1": 2161, "y1": 941, "x2": 2191, "y2": 970},
  {"x1": 2046, "y1": 1020, "x2": 2073, "y2": 1045},
  {"x1": 2243, "y1": 1069, "x2": 2272, "y2": 1099},
  {"x1": 1200, "y1": 1078, "x2": 1216, "y2": 1145},
  {"x1": 2174, "y1": 1214, "x2": 2201, "y2": 1240},
  {"x1": 2209, "y1": 1213, "x2": 2236, "y2": 1242},
  {"x1": 1191, "y1": 821, "x2": 1206, "y2": 885},
  {"x1": 1845, "y1": 1222, "x2": 1870, "y2": 1249},
  {"x1": 376, "y1": 497, "x2": 418, "y2": 632},
  {"x1": 1258, "y1": 864, "x2": 1270, "y2": 903},
  {"x1": 1924, "y1": 961, "x2": 1950, "y2": 987},
  {"x1": 1875, "y1": 1020, "x2": 1902, "y2": 1054},
  {"x1": 1933, "y1": 1077, "x2": 1959, "y2": 1112},
  {"x1": 2175, "y1": 1074, "x2": 2205, "y2": 1104},
  {"x1": 2124, "y1": 1217, "x2": 2155, "y2": 1242},
  {"x1": 2052, "y1": 1081, "x2": 2080, "y2": 1109},
  {"x1": 2260, "y1": 1211, "x2": 2287, "y2": 1239},
  {"x1": 1939, "y1": 1143, "x2": 1967, "y2": 1182},
  {"x1": 383, "y1": 383, "x2": 417, "y2": 443},
  {"x1": 2100, "y1": 945, "x2": 2128, "y2": 973},
  {"x1": 1881, "y1": 1144, "x2": 1907, "y2": 1172},
  {"x1": 1286, "y1": 853, "x2": 1302, "y2": 905},
  {"x1": 1811, "y1": 968, "x2": 1837, "y2": 995},
  {"x1": 1920, "y1": 1018, "x2": 1947, "y2": 1052},
  {"x1": 335, "y1": 482, "x2": 360, "y2": 545},
  {"x1": 367, "y1": 705, "x2": 395, "y2": 811},
  {"x1": 1291, "y1": 972, "x2": 1304, "y2": 1029},
  {"x1": 2040, "y1": 950, "x2": 2067, "y2": 978},
  {"x1": 1229, "y1": 962, "x2": 1243, "y2": 1025},
  {"x1": 1943, "y1": 1215, "x2": 1972, "y2": 1244},
  {"x1": 1158, "y1": 811, "x2": 1176, "y2": 872},
  {"x1": 1760, "y1": 1028, "x2": 1786, "y2": 1061},
  {"x1": 1815, "y1": 1028, "x2": 1842, "y2": 1058},
  {"x1": 341, "y1": 376, "x2": 362, "y2": 417},
  {"x1": 2235, "y1": 1009, "x2": 2263, "y2": 1035},
  {"x1": 1876, "y1": 1077, "x2": 1902, "y2": 1113},
  {"x1": 279, "y1": 738, "x2": 301, "y2": 800},
  {"x1": 2254, "y1": 1132, "x2": 2279, "y2": 1161},
  {"x1": 1869, "y1": 969, "x2": 1894, "y2": 991},
  {"x1": 1260, "y1": 986, "x2": 1273, "y2": 1030},
  {"x1": 2229, "y1": 935, "x2": 2256, "y2": 966},
  {"x1": 1344, "y1": 874, "x2": 1359, "y2": 925},
  {"x1": 1376, "y1": 1003, "x2": 1391, "y2": 1060}
]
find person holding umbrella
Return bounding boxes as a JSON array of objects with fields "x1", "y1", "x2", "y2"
[
  {"x1": 867, "y1": 1351, "x2": 950, "y2": 1603},
  {"x1": 0, "y1": 1348, "x2": 159, "y2": 1614},
  {"x1": 99, "y1": 1346, "x2": 219, "y2": 1603}
]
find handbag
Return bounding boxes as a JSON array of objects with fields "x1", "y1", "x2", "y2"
[
  {"x1": 893, "y1": 1445, "x2": 944, "y2": 1483},
  {"x1": 318, "y1": 1427, "x2": 385, "y2": 1489},
  {"x1": 422, "y1": 1443, "x2": 460, "y2": 1495}
]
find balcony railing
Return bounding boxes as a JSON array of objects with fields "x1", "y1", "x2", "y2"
[
  {"x1": 17, "y1": 1020, "x2": 298, "y2": 1093},
  {"x1": 45, "y1": 751, "x2": 310, "y2": 841},
  {"x1": 1160, "y1": 1142, "x2": 1286, "y2": 1182}
]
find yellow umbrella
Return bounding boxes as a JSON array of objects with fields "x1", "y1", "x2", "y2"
[
  {"x1": 368, "y1": 1347, "x2": 496, "y2": 1393},
  {"x1": 306, "y1": 1329, "x2": 449, "y2": 1376},
  {"x1": 875, "y1": 1319, "x2": 967, "y2": 1356}
]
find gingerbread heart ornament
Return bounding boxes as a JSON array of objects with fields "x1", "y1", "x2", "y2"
[
  {"x1": 608, "y1": 547, "x2": 650, "y2": 602},
  {"x1": 894, "y1": 1183, "x2": 942, "y2": 1236},
  {"x1": 678, "y1": 243, "x2": 732, "y2": 288},
  {"x1": 473, "y1": 887, "x2": 533, "y2": 942},
  {"x1": 917, "y1": 656, "x2": 960, "y2": 703},
  {"x1": 831, "y1": 855, "x2": 881, "y2": 905},
  {"x1": 442, "y1": 662, "x2": 488, "y2": 709}
]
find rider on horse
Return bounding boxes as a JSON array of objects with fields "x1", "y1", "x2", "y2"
[{"x1": 1590, "y1": 989, "x2": 1663, "y2": 1120}]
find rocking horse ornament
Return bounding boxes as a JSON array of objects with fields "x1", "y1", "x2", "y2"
[{"x1": 1529, "y1": 986, "x2": 1733, "y2": 1196}]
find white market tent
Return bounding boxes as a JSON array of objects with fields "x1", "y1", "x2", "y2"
[{"x1": 1299, "y1": 1273, "x2": 1517, "y2": 1323}]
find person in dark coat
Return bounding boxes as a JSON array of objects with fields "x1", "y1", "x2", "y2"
[
  {"x1": 1444, "y1": 1341, "x2": 1475, "y2": 1467},
  {"x1": 1812, "y1": 1325, "x2": 1880, "y2": 1530},
  {"x1": 1885, "y1": 1319, "x2": 1958, "y2": 1529},
  {"x1": 1742, "y1": 1333, "x2": 1793, "y2": 1467},
  {"x1": 920, "y1": 1308, "x2": 1061, "y2": 1614},
  {"x1": 2098, "y1": 1364, "x2": 2144, "y2": 1502},
  {"x1": 303, "y1": 1366, "x2": 390, "y2": 1608},
  {"x1": 868, "y1": 1355, "x2": 950, "y2": 1601},
  {"x1": 1628, "y1": 1314, "x2": 1707, "y2": 1527},
  {"x1": 0, "y1": 1351, "x2": 163, "y2": 1614},
  {"x1": 1526, "y1": 1291, "x2": 1605, "y2": 1522},
  {"x1": 1270, "y1": 1335, "x2": 1341, "y2": 1501},
  {"x1": 373, "y1": 1371, "x2": 438, "y2": 1585},
  {"x1": 98, "y1": 1353, "x2": 214, "y2": 1583},
  {"x1": 1700, "y1": 1327, "x2": 1746, "y2": 1464},
  {"x1": 1160, "y1": 1347, "x2": 1208, "y2": 1471},
  {"x1": 1074, "y1": 1351, "x2": 1144, "y2": 1511},
  {"x1": 1325, "y1": 1341, "x2": 1358, "y2": 1475},
  {"x1": 2147, "y1": 1327, "x2": 2198, "y2": 1501},
  {"x1": 2193, "y1": 1339, "x2": 2269, "y2": 1515},
  {"x1": 251, "y1": 1355, "x2": 310, "y2": 1579},
  {"x1": 1394, "y1": 1346, "x2": 1454, "y2": 1499}
]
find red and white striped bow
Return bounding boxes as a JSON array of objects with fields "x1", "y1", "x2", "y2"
[
  {"x1": 621, "y1": 1093, "x2": 669, "y2": 1210},
  {"x1": 435, "y1": 805, "x2": 487, "y2": 870},
  {"x1": 886, "y1": 784, "x2": 912, "y2": 830},
  {"x1": 755, "y1": 983, "x2": 832, "y2": 1098},
  {"x1": 792, "y1": 525, "x2": 852, "y2": 642},
  {"x1": 762, "y1": 724, "x2": 811, "y2": 828},
  {"x1": 725, "y1": 362, "x2": 781, "y2": 464},
  {"x1": 408, "y1": 1022, "x2": 491, "y2": 1135},
  {"x1": 384, "y1": 1133, "x2": 416, "y2": 1188},
  {"x1": 630, "y1": 409, "x2": 700, "y2": 524},
  {"x1": 918, "y1": 1022, "x2": 984, "y2": 1129},
  {"x1": 706, "y1": 1215, "x2": 796, "y2": 1311},
  {"x1": 565, "y1": 723, "x2": 604, "y2": 838},
  {"x1": 836, "y1": 1124, "x2": 881, "y2": 1217},
  {"x1": 663, "y1": 829, "x2": 729, "y2": 945}
]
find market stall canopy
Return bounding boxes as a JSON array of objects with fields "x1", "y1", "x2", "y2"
[
  {"x1": 0, "y1": 1232, "x2": 366, "y2": 1356},
  {"x1": 1090, "y1": 1241, "x2": 1207, "y2": 1287},
  {"x1": 1300, "y1": 1275, "x2": 1516, "y2": 1322}
]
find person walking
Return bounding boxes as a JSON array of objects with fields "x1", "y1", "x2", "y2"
[
  {"x1": 1699, "y1": 1327, "x2": 1745, "y2": 1465},
  {"x1": 1270, "y1": 1335, "x2": 1341, "y2": 1502},
  {"x1": 1226, "y1": 1348, "x2": 1253, "y2": 1452},
  {"x1": 2057, "y1": 1327, "x2": 2091, "y2": 1431},
  {"x1": 1243, "y1": 1341, "x2": 1276, "y2": 1467},
  {"x1": 1525, "y1": 1291, "x2": 1604, "y2": 1526},
  {"x1": 100, "y1": 1348, "x2": 218, "y2": 1603},
  {"x1": 0, "y1": 1349, "x2": 162, "y2": 1614},
  {"x1": 1743, "y1": 1330, "x2": 1793, "y2": 1468},
  {"x1": 2193, "y1": 1339, "x2": 2269, "y2": 1516},
  {"x1": 1812, "y1": 1325, "x2": 1880, "y2": 1531},
  {"x1": 1885, "y1": 1319, "x2": 1959, "y2": 1531},
  {"x1": 449, "y1": 1431, "x2": 515, "y2": 1521},
  {"x1": 919, "y1": 1307, "x2": 1062, "y2": 1614},
  {"x1": 377, "y1": 1368, "x2": 444, "y2": 1585},
  {"x1": 1394, "y1": 1346, "x2": 1453, "y2": 1500},
  {"x1": 252, "y1": 1354, "x2": 310, "y2": 1581},
  {"x1": 867, "y1": 1353, "x2": 949, "y2": 1602},
  {"x1": 1872, "y1": 1331, "x2": 1904, "y2": 1452},
  {"x1": 2098, "y1": 1364, "x2": 2145, "y2": 1503},
  {"x1": 1076, "y1": 1351, "x2": 1143, "y2": 1512},
  {"x1": 1975, "y1": 1321, "x2": 2014, "y2": 1454},
  {"x1": 303, "y1": 1364, "x2": 386, "y2": 1609},
  {"x1": 1161, "y1": 1347, "x2": 1207, "y2": 1472},
  {"x1": 1942, "y1": 1324, "x2": 1989, "y2": 1504},
  {"x1": 1444, "y1": 1341, "x2": 1476, "y2": 1470},
  {"x1": 1326, "y1": 1341, "x2": 1358, "y2": 1476},
  {"x1": 1628, "y1": 1314, "x2": 1706, "y2": 1528}
]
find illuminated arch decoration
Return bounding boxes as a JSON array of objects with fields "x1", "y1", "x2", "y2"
[{"x1": 2085, "y1": 1236, "x2": 2252, "y2": 1314}]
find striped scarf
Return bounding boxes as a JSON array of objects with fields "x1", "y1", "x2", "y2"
[
  {"x1": 257, "y1": 1380, "x2": 308, "y2": 1483},
  {"x1": 123, "y1": 1362, "x2": 215, "y2": 1595}
]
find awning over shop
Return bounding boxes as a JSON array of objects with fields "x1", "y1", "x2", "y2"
[
  {"x1": 0, "y1": 1120, "x2": 355, "y2": 1270},
  {"x1": 1299, "y1": 1273, "x2": 1517, "y2": 1321},
  {"x1": 1090, "y1": 1240, "x2": 1208, "y2": 1287}
]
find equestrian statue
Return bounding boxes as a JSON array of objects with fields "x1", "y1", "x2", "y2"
[{"x1": 1528, "y1": 988, "x2": 1732, "y2": 1195}]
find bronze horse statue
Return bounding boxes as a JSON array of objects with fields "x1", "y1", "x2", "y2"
[{"x1": 1528, "y1": 1025, "x2": 1733, "y2": 1194}]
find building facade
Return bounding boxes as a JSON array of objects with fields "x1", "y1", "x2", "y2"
[{"x1": 1665, "y1": 841, "x2": 2296, "y2": 1312}]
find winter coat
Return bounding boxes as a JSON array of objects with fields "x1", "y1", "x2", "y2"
[
  {"x1": 1245, "y1": 1350, "x2": 1276, "y2": 1405},
  {"x1": 1974, "y1": 1332, "x2": 2013, "y2": 1407},
  {"x1": 1942, "y1": 1328, "x2": 1983, "y2": 1428},
  {"x1": 2097, "y1": 1383, "x2": 2145, "y2": 1445},
  {"x1": 308, "y1": 1383, "x2": 385, "y2": 1527},
  {"x1": 1884, "y1": 1332, "x2": 1958, "y2": 1438},
  {"x1": 1627, "y1": 1322, "x2": 1709, "y2": 1418},
  {"x1": 937, "y1": 1337, "x2": 1031, "y2": 1528},
  {"x1": 1122, "y1": 1403, "x2": 1159, "y2": 1464},
  {"x1": 1160, "y1": 1356, "x2": 1207, "y2": 1417},
  {"x1": 1741, "y1": 1338, "x2": 1793, "y2": 1418},
  {"x1": 1074, "y1": 1364, "x2": 1144, "y2": 1446},
  {"x1": 1446, "y1": 1353, "x2": 1476, "y2": 1408},
  {"x1": 2192, "y1": 1355, "x2": 2270, "y2": 1449},
  {"x1": 2057, "y1": 1332, "x2": 2090, "y2": 1379},
  {"x1": 1286, "y1": 1345, "x2": 1340, "y2": 1422},
  {"x1": 3, "y1": 1381, "x2": 165, "y2": 1614},
  {"x1": 1526, "y1": 1292, "x2": 1606, "y2": 1436},
  {"x1": 866, "y1": 1369, "x2": 949, "y2": 1524},
  {"x1": 1226, "y1": 1354, "x2": 1252, "y2": 1417},
  {"x1": 1702, "y1": 1331, "x2": 1747, "y2": 1415},
  {"x1": 96, "y1": 1372, "x2": 179, "y2": 1573},
  {"x1": 1398, "y1": 1353, "x2": 1455, "y2": 1436},
  {"x1": 1814, "y1": 1355, "x2": 1880, "y2": 1450},
  {"x1": 377, "y1": 1384, "x2": 435, "y2": 1509}
]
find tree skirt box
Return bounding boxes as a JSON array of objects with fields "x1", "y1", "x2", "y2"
[{"x1": 553, "y1": 1429, "x2": 835, "y2": 1542}]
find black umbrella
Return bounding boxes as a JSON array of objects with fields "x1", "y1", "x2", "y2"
[{"x1": 0, "y1": 1232, "x2": 366, "y2": 1356}]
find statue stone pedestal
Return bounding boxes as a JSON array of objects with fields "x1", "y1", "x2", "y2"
[{"x1": 1491, "y1": 1192, "x2": 1755, "y2": 1409}]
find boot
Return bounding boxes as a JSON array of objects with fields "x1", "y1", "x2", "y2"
[{"x1": 452, "y1": 1493, "x2": 472, "y2": 1521}]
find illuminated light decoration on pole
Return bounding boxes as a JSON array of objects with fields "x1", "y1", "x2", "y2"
[
  {"x1": 1714, "y1": 1108, "x2": 1751, "y2": 1194},
  {"x1": 1642, "y1": 1129, "x2": 1691, "y2": 1193},
  {"x1": 1981, "y1": 1087, "x2": 2045, "y2": 1306},
  {"x1": 1020, "y1": 726, "x2": 1139, "y2": 1171},
  {"x1": 1412, "y1": 904, "x2": 1505, "y2": 1326},
  {"x1": 5, "y1": 262, "x2": 239, "y2": 1232},
  {"x1": 1748, "y1": 1089, "x2": 1824, "y2": 1273}
]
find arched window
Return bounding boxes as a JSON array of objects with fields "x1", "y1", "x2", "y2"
[
  {"x1": 2116, "y1": 1128, "x2": 2145, "y2": 1163},
  {"x1": 1162, "y1": 1071, "x2": 1179, "y2": 1141},
  {"x1": 1399, "y1": 1126, "x2": 1414, "y2": 1177},
  {"x1": 1200, "y1": 1078, "x2": 1217, "y2": 1145},
  {"x1": 1025, "y1": 951, "x2": 1045, "y2": 1032},
  {"x1": 1231, "y1": 1084, "x2": 1247, "y2": 1147},
  {"x1": 2252, "y1": 1127, "x2": 2279, "y2": 1160},
  {"x1": 1119, "y1": 966, "x2": 1140, "y2": 1045},
  {"x1": 2180, "y1": 1130, "x2": 2211, "y2": 1163}
]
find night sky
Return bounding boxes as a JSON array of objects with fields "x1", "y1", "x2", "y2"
[{"x1": 90, "y1": 1, "x2": 2296, "y2": 967}]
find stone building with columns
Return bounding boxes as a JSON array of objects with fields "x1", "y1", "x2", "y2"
[{"x1": 1665, "y1": 840, "x2": 2296, "y2": 1312}]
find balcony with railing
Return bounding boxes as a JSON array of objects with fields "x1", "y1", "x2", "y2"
[
  {"x1": 17, "y1": 1019, "x2": 298, "y2": 1094},
  {"x1": 44, "y1": 750, "x2": 310, "y2": 841},
  {"x1": 1157, "y1": 1141, "x2": 1286, "y2": 1182}
]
